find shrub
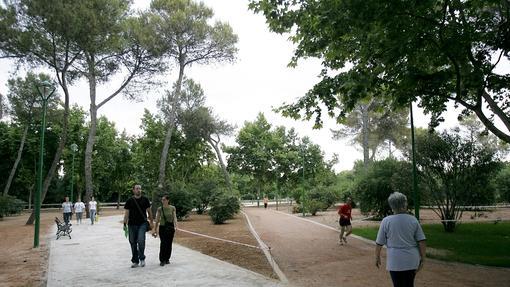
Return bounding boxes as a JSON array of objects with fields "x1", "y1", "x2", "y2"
[
  {"x1": 168, "y1": 184, "x2": 195, "y2": 220},
  {"x1": 208, "y1": 194, "x2": 240, "y2": 224},
  {"x1": 307, "y1": 186, "x2": 338, "y2": 210},
  {"x1": 292, "y1": 205, "x2": 302, "y2": 214},
  {"x1": 0, "y1": 195, "x2": 25, "y2": 218},
  {"x1": 493, "y1": 165, "x2": 510, "y2": 203},
  {"x1": 307, "y1": 199, "x2": 325, "y2": 216},
  {"x1": 353, "y1": 159, "x2": 413, "y2": 218},
  {"x1": 190, "y1": 179, "x2": 221, "y2": 215}
]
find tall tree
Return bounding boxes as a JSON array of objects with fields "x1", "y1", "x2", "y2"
[
  {"x1": 178, "y1": 80, "x2": 235, "y2": 190},
  {"x1": 332, "y1": 100, "x2": 409, "y2": 166},
  {"x1": 3, "y1": 73, "x2": 56, "y2": 196},
  {"x1": 0, "y1": 0, "x2": 84, "y2": 224},
  {"x1": 149, "y1": 0, "x2": 238, "y2": 194},
  {"x1": 225, "y1": 113, "x2": 275, "y2": 206},
  {"x1": 70, "y1": 3, "x2": 163, "y2": 206},
  {"x1": 250, "y1": 0, "x2": 510, "y2": 143},
  {"x1": 416, "y1": 130, "x2": 500, "y2": 232},
  {"x1": 0, "y1": 92, "x2": 5, "y2": 119}
]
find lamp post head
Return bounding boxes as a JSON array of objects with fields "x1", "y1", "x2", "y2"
[
  {"x1": 36, "y1": 80, "x2": 56, "y2": 101},
  {"x1": 71, "y1": 143, "x2": 78, "y2": 152}
]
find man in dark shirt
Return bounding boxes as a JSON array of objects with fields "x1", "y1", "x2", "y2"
[{"x1": 123, "y1": 184, "x2": 154, "y2": 268}]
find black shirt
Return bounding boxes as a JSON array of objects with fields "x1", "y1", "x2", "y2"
[{"x1": 124, "y1": 196, "x2": 151, "y2": 226}]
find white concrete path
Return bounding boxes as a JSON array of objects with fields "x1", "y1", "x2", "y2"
[{"x1": 47, "y1": 215, "x2": 282, "y2": 287}]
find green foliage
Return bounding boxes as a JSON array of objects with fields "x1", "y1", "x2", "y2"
[
  {"x1": 493, "y1": 164, "x2": 510, "y2": 203},
  {"x1": 0, "y1": 195, "x2": 25, "y2": 218},
  {"x1": 167, "y1": 183, "x2": 194, "y2": 220},
  {"x1": 208, "y1": 193, "x2": 240, "y2": 224},
  {"x1": 226, "y1": 114, "x2": 335, "y2": 202},
  {"x1": 307, "y1": 185, "x2": 339, "y2": 211},
  {"x1": 353, "y1": 159, "x2": 413, "y2": 218},
  {"x1": 416, "y1": 131, "x2": 500, "y2": 231},
  {"x1": 191, "y1": 178, "x2": 219, "y2": 214},
  {"x1": 353, "y1": 222, "x2": 510, "y2": 267},
  {"x1": 249, "y1": 0, "x2": 510, "y2": 143},
  {"x1": 306, "y1": 199, "x2": 324, "y2": 216}
]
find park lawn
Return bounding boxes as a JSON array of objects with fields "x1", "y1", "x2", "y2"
[{"x1": 352, "y1": 222, "x2": 510, "y2": 267}]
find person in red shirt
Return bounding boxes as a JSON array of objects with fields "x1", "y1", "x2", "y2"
[{"x1": 338, "y1": 197, "x2": 353, "y2": 245}]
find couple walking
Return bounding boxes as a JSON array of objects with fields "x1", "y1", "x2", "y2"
[{"x1": 123, "y1": 184, "x2": 178, "y2": 268}]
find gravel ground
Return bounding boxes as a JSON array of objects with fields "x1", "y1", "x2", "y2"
[
  {"x1": 46, "y1": 215, "x2": 282, "y2": 287},
  {"x1": 243, "y1": 206, "x2": 510, "y2": 287}
]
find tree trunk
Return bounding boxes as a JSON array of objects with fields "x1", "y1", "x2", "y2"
[
  {"x1": 157, "y1": 61, "x2": 185, "y2": 208},
  {"x1": 208, "y1": 138, "x2": 232, "y2": 191},
  {"x1": 361, "y1": 105, "x2": 370, "y2": 168},
  {"x1": 3, "y1": 125, "x2": 29, "y2": 196},
  {"x1": 84, "y1": 59, "x2": 98, "y2": 217}
]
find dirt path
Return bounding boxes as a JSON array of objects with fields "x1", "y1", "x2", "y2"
[{"x1": 243, "y1": 207, "x2": 510, "y2": 287}]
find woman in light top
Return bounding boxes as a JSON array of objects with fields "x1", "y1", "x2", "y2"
[
  {"x1": 88, "y1": 196, "x2": 97, "y2": 225},
  {"x1": 73, "y1": 198, "x2": 86, "y2": 224},
  {"x1": 153, "y1": 195, "x2": 178, "y2": 266},
  {"x1": 375, "y1": 192, "x2": 426, "y2": 287}
]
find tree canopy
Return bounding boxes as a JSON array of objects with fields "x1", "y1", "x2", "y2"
[{"x1": 249, "y1": 0, "x2": 510, "y2": 143}]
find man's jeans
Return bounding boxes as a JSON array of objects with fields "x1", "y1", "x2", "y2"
[
  {"x1": 63, "y1": 212, "x2": 72, "y2": 224},
  {"x1": 90, "y1": 209, "x2": 96, "y2": 225},
  {"x1": 128, "y1": 222, "x2": 147, "y2": 264}
]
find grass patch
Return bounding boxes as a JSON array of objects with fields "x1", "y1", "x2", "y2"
[{"x1": 352, "y1": 222, "x2": 510, "y2": 267}]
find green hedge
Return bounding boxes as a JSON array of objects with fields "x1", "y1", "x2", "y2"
[
  {"x1": 0, "y1": 195, "x2": 25, "y2": 218},
  {"x1": 209, "y1": 195, "x2": 240, "y2": 224}
]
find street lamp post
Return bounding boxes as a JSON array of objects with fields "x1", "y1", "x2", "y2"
[
  {"x1": 301, "y1": 145, "x2": 305, "y2": 217},
  {"x1": 410, "y1": 102, "x2": 420, "y2": 220},
  {"x1": 34, "y1": 80, "x2": 55, "y2": 248},
  {"x1": 70, "y1": 143, "x2": 78, "y2": 203}
]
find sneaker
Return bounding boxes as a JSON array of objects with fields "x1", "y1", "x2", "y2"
[
  {"x1": 160, "y1": 262, "x2": 165, "y2": 266},
  {"x1": 131, "y1": 263, "x2": 139, "y2": 268},
  {"x1": 165, "y1": 260, "x2": 170, "y2": 264},
  {"x1": 140, "y1": 260, "x2": 145, "y2": 267},
  {"x1": 342, "y1": 237, "x2": 347, "y2": 244}
]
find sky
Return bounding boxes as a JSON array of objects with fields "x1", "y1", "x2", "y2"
[{"x1": 0, "y1": 0, "x2": 465, "y2": 172}]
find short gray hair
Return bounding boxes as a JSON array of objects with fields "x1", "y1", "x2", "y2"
[{"x1": 388, "y1": 192, "x2": 407, "y2": 213}]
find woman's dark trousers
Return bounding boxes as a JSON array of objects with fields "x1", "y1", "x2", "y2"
[{"x1": 159, "y1": 224, "x2": 175, "y2": 263}]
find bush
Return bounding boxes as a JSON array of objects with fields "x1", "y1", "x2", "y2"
[
  {"x1": 353, "y1": 159, "x2": 413, "y2": 218},
  {"x1": 292, "y1": 205, "x2": 302, "y2": 214},
  {"x1": 307, "y1": 186, "x2": 339, "y2": 210},
  {"x1": 190, "y1": 179, "x2": 221, "y2": 215},
  {"x1": 208, "y1": 194, "x2": 240, "y2": 224},
  {"x1": 0, "y1": 195, "x2": 25, "y2": 218},
  {"x1": 307, "y1": 199, "x2": 325, "y2": 216},
  {"x1": 168, "y1": 184, "x2": 195, "y2": 220},
  {"x1": 493, "y1": 165, "x2": 510, "y2": 203}
]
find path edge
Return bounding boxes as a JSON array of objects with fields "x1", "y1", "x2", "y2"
[{"x1": 241, "y1": 210, "x2": 289, "y2": 284}]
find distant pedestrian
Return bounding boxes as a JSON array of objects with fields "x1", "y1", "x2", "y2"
[
  {"x1": 263, "y1": 196, "x2": 269, "y2": 209},
  {"x1": 123, "y1": 184, "x2": 153, "y2": 268},
  {"x1": 89, "y1": 196, "x2": 97, "y2": 225},
  {"x1": 62, "y1": 196, "x2": 72, "y2": 224},
  {"x1": 153, "y1": 195, "x2": 178, "y2": 266},
  {"x1": 74, "y1": 198, "x2": 85, "y2": 224},
  {"x1": 375, "y1": 192, "x2": 426, "y2": 287},
  {"x1": 338, "y1": 197, "x2": 352, "y2": 245}
]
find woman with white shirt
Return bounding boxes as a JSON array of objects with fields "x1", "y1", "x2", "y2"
[
  {"x1": 375, "y1": 192, "x2": 426, "y2": 287},
  {"x1": 89, "y1": 196, "x2": 97, "y2": 225}
]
